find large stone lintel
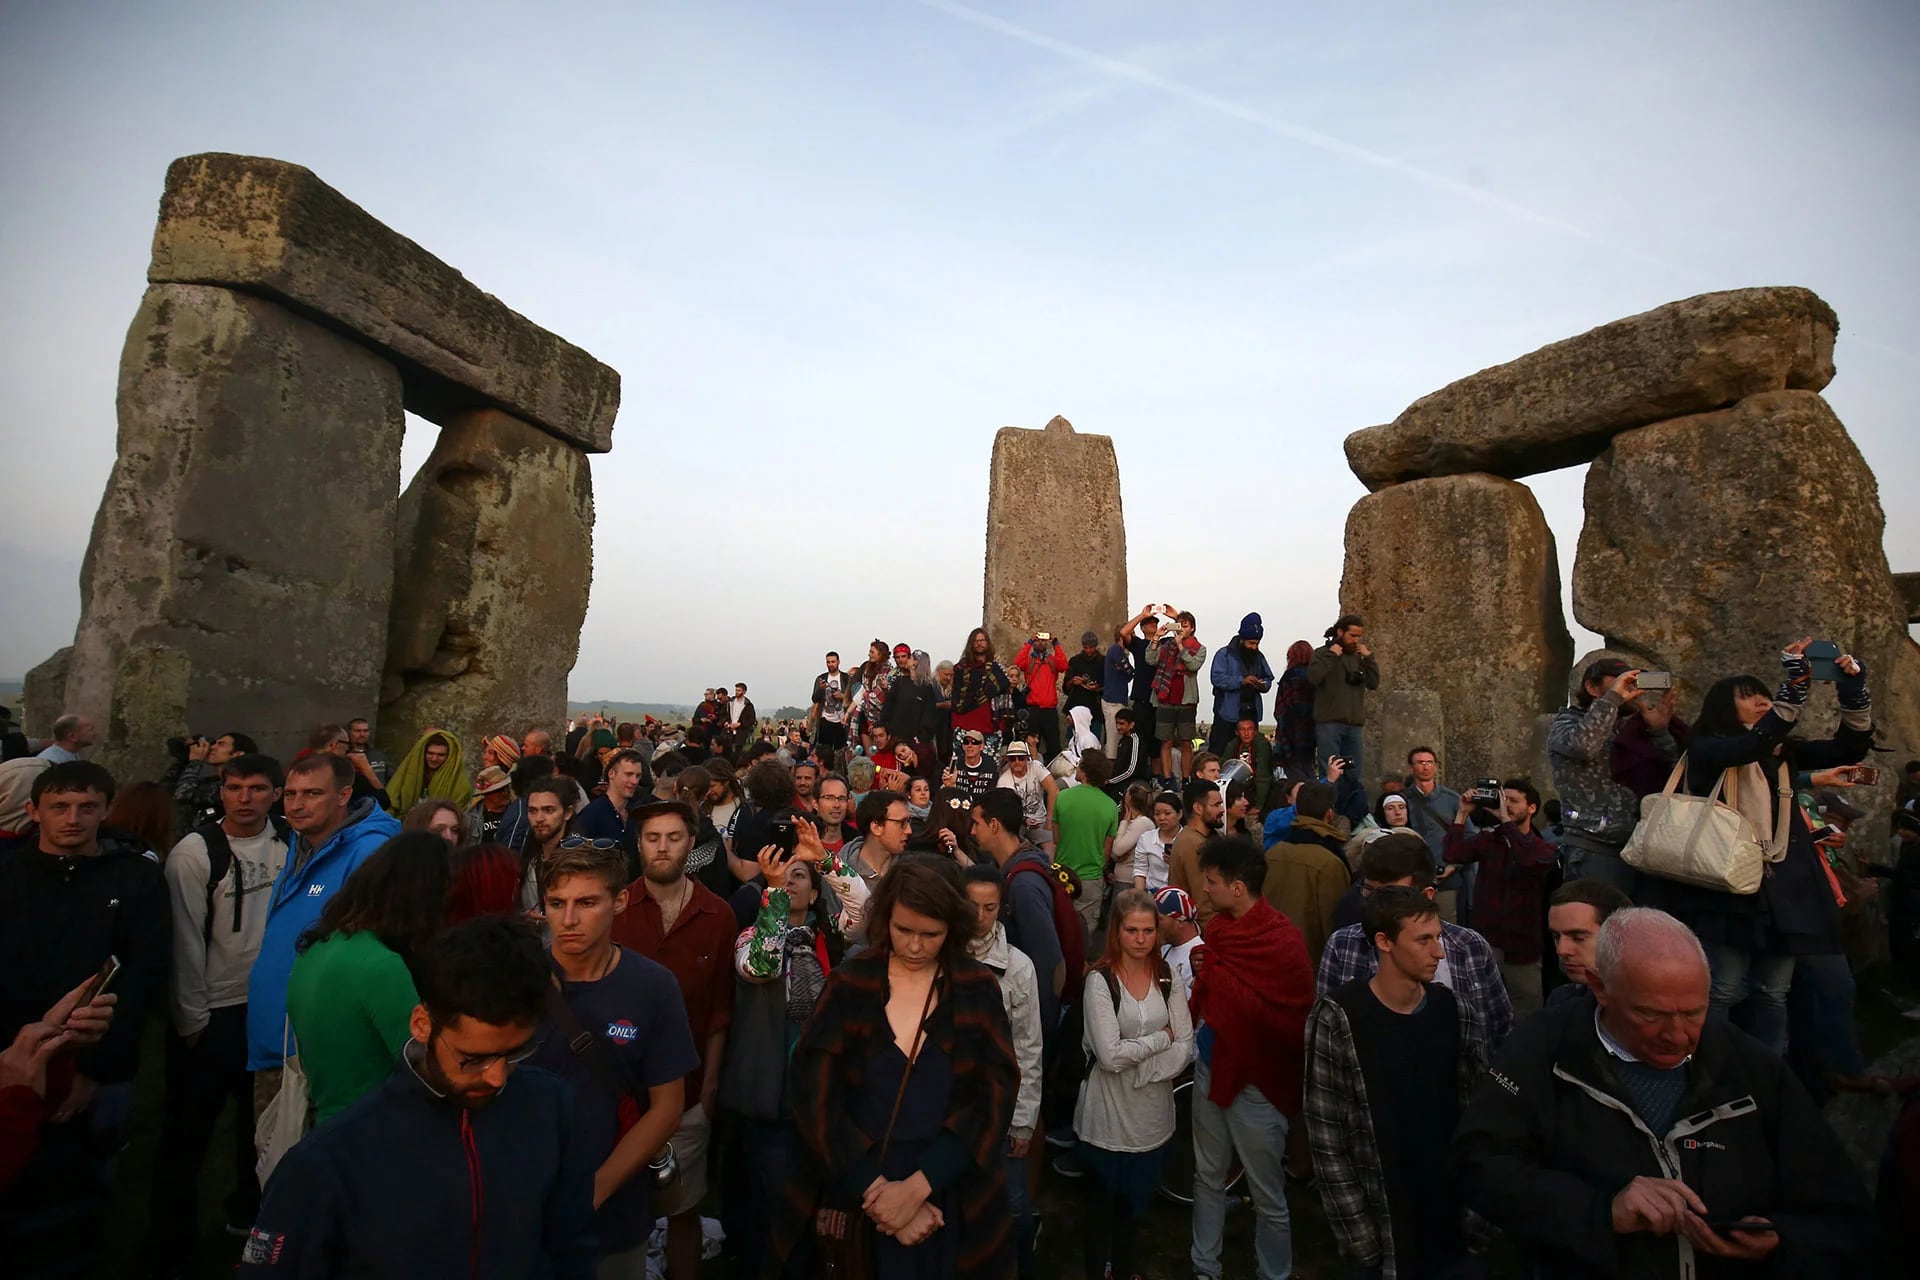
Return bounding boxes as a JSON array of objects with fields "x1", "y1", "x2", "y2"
[
  {"x1": 1344, "y1": 286, "x2": 1837, "y2": 489},
  {"x1": 148, "y1": 153, "x2": 620, "y2": 452}
]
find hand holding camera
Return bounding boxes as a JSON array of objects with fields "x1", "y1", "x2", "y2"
[{"x1": 186, "y1": 737, "x2": 210, "y2": 763}]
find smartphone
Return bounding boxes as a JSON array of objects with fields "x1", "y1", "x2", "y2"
[
  {"x1": 1702, "y1": 1219, "x2": 1776, "y2": 1234},
  {"x1": 1637, "y1": 671, "x2": 1673, "y2": 691},
  {"x1": 1806, "y1": 640, "x2": 1842, "y2": 682},
  {"x1": 81, "y1": 954, "x2": 121, "y2": 1003},
  {"x1": 1852, "y1": 765, "x2": 1881, "y2": 786}
]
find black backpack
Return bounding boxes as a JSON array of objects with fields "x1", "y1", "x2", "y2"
[{"x1": 194, "y1": 817, "x2": 292, "y2": 948}]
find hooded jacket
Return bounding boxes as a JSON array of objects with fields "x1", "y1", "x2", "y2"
[
  {"x1": 239, "y1": 1050, "x2": 597, "y2": 1279},
  {"x1": 970, "y1": 922, "x2": 1043, "y2": 1140},
  {"x1": 1307, "y1": 644, "x2": 1379, "y2": 726},
  {"x1": 1451, "y1": 995, "x2": 1876, "y2": 1278},
  {"x1": 247, "y1": 798, "x2": 403, "y2": 1070},
  {"x1": 1210, "y1": 639, "x2": 1276, "y2": 725},
  {"x1": 0, "y1": 831, "x2": 169, "y2": 1084}
]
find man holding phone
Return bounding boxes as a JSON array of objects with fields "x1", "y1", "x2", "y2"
[
  {"x1": 1454, "y1": 908, "x2": 1876, "y2": 1274},
  {"x1": 0, "y1": 760, "x2": 169, "y2": 1273}
]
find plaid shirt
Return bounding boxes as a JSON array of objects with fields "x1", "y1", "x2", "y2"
[
  {"x1": 1315, "y1": 919, "x2": 1513, "y2": 1050},
  {"x1": 1304, "y1": 982, "x2": 1492, "y2": 1277}
]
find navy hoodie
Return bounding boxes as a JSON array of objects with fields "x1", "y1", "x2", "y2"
[{"x1": 240, "y1": 1048, "x2": 597, "y2": 1279}]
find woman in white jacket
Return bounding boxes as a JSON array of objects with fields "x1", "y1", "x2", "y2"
[
  {"x1": 960, "y1": 864, "x2": 1045, "y2": 1276},
  {"x1": 1075, "y1": 887, "x2": 1195, "y2": 1280}
]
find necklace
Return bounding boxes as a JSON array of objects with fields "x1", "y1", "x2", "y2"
[{"x1": 656, "y1": 877, "x2": 693, "y2": 930}]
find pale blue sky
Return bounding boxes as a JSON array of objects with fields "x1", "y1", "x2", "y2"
[{"x1": 3, "y1": 1, "x2": 1915, "y2": 710}]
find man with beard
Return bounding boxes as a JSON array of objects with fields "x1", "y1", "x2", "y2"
[
  {"x1": 237, "y1": 916, "x2": 600, "y2": 1278},
  {"x1": 811, "y1": 774, "x2": 858, "y2": 858},
  {"x1": 1167, "y1": 779, "x2": 1227, "y2": 926},
  {"x1": 610, "y1": 801, "x2": 736, "y2": 1280},
  {"x1": 810, "y1": 653, "x2": 853, "y2": 764},
  {"x1": 517, "y1": 777, "x2": 578, "y2": 912},
  {"x1": 534, "y1": 843, "x2": 696, "y2": 1278}
]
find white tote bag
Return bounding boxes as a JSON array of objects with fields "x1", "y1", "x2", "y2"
[
  {"x1": 1622, "y1": 755, "x2": 1791, "y2": 895},
  {"x1": 255, "y1": 1018, "x2": 312, "y2": 1186}
]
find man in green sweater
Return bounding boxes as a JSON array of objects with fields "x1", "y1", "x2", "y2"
[{"x1": 1054, "y1": 751, "x2": 1119, "y2": 945}]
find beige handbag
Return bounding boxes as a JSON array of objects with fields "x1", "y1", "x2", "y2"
[{"x1": 1622, "y1": 755, "x2": 1792, "y2": 894}]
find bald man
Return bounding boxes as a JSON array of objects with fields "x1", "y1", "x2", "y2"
[{"x1": 1451, "y1": 908, "x2": 1875, "y2": 1277}]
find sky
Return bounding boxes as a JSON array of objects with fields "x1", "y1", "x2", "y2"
[{"x1": 3, "y1": 0, "x2": 1916, "y2": 711}]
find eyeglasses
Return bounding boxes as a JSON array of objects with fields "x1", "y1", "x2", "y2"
[
  {"x1": 451, "y1": 1035, "x2": 545, "y2": 1072},
  {"x1": 559, "y1": 836, "x2": 620, "y2": 851},
  {"x1": 881, "y1": 816, "x2": 913, "y2": 828}
]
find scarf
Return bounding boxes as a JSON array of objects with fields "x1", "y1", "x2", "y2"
[
  {"x1": 1153, "y1": 634, "x2": 1194, "y2": 705},
  {"x1": 1727, "y1": 760, "x2": 1786, "y2": 849},
  {"x1": 1189, "y1": 897, "x2": 1313, "y2": 1113},
  {"x1": 952, "y1": 659, "x2": 1007, "y2": 714},
  {"x1": 386, "y1": 729, "x2": 473, "y2": 811}
]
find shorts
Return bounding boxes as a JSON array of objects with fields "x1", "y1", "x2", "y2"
[
  {"x1": 652, "y1": 1103, "x2": 712, "y2": 1218},
  {"x1": 1154, "y1": 704, "x2": 1197, "y2": 740},
  {"x1": 815, "y1": 719, "x2": 848, "y2": 751}
]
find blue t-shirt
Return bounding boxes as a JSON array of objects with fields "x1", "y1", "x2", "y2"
[
  {"x1": 1103, "y1": 643, "x2": 1134, "y2": 704},
  {"x1": 531, "y1": 946, "x2": 698, "y2": 1252}
]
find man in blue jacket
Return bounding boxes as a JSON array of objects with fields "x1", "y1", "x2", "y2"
[
  {"x1": 245, "y1": 753, "x2": 401, "y2": 1112},
  {"x1": 240, "y1": 914, "x2": 599, "y2": 1278},
  {"x1": 1206, "y1": 613, "x2": 1274, "y2": 753}
]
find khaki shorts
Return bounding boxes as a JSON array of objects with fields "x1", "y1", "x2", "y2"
[
  {"x1": 1155, "y1": 704, "x2": 1197, "y2": 740},
  {"x1": 652, "y1": 1103, "x2": 712, "y2": 1218}
]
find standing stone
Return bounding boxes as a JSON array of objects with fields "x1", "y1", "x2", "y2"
[
  {"x1": 65, "y1": 283, "x2": 405, "y2": 771},
  {"x1": 1575, "y1": 389, "x2": 1918, "y2": 842},
  {"x1": 1344, "y1": 287, "x2": 1838, "y2": 489},
  {"x1": 379, "y1": 409, "x2": 594, "y2": 756},
  {"x1": 22, "y1": 647, "x2": 71, "y2": 739},
  {"x1": 1366, "y1": 688, "x2": 1446, "y2": 792},
  {"x1": 982, "y1": 416, "x2": 1128, "y2": 662},
  {"x1": 1341, "y1": 474, "x2": 1573, "y2": 787}
]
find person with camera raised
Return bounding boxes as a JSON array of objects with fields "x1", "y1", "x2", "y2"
[
  {"x1": 1444, "y1": 778, "x2": 1557, "y2": 1015},
  {"x1": 1655, "y1": 638, "x2": 1875, "y2": 1058},
  {"x1": 1307, "y1": 615, "x2": 1378, "y2": 778},
  {"x1": 1548, "y1": 658, "x2": 1663, "y2": 895}
]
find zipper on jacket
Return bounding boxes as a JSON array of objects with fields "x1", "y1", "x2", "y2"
[{"x1": 461, "y1": 1110, "x2": 483, "y2": 1279}]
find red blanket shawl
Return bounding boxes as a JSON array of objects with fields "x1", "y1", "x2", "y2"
[{"x1": 1190, "y1": 897, "x2": 1313, "y2": 1114}]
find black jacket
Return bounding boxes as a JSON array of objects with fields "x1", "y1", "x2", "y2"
[
  {"x1": 1655, "y1": 712, "x2": 1871, "y2": 954},
  {"x1": 240, "y1": 1051, "x2": 598, "y2": 1279},
  {"x1": 0, "y1": 832, "x2": 169, "y2": 1084},
  {"x1": 1451, "y1": 995, "x2": 1876, "y2": 1278},
  {"x1": 882, "y1": 676, "x2": 936, "y2": 745}
]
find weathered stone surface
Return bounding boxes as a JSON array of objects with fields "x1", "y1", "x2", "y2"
[
  {"x1": 22, "y1": 647, "x2": 71, "y2": 739},
  {"x1": 1362, "y1": 687, "x2": 1444, "y2": 793},
  {"x1": 983, "y1": 417, "x2": 1128, "y2": 661},
  {"x1": 1896, "y1": 572, "x2": 1920, "y2": 624},
  {"x1": 1575, "y1": 390, "x2": 1919, "y2": 844},
  {"x1": 1345, "y1": 287, "x2": 1837, "y2": 489},
  {"x1": 379, "y1": 409, "x2": 594, "y2": 756},
  {"x1": 149, "y1": 153, "x2": 620, "y2": 452},
  {"x1": 1341, "y1": 474, "x2": 1574, "y2": 786},
  {"x1": 65, "y1": 283, "x2": 405, "y2": 770}
]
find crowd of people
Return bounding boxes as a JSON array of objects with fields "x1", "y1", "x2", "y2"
[{"x1": 1, "y1": 606, "x2": 1917, "y2": 1280}]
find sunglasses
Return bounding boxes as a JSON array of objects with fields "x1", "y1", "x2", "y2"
[{"x1": 559, "y1": 836, "x2": 620, "y2": 851}]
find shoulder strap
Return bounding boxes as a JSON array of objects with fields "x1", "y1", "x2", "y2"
[
  {"x1": 546, "y1": 974, "x2": 641, "y2": 1106},
  {"x1": 195, "y1": 822, "x2": 234, "y2": 949}
]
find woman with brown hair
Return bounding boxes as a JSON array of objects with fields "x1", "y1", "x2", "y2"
[
  {"x1": 774, "y1": 854, "x2": 1017, "y2": 1278},
  {"x1": 1075, "y1": 886, "x2": 1193, "y2": 1280},
  {"x1": 104, "y1": 780, "x2": 175, "y2": 862},
  {"x1": 400, "y1": 797, "x2": 465, "y2": 847},
  {"x1": 906, "y1": 787, "x2": 978, "y2": 866}
]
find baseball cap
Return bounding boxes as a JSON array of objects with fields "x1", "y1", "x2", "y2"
[
  {"x1": 1005, "y1": 740, "x2": 1032, "y2": 759},
  {"x1": 961, "y1": 729, "x2": 985, "y2": 745},
  {"x1": 1154, "y1": 886, "x2": 1197, "y2": 922},
  {"x1": 628, "y1": 798, "x2": 697, "y2": 829}
]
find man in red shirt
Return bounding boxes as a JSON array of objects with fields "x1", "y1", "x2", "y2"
[
  {"x1": 610, "y1": 800, "x2": 736, "y2": 1280},
  {"x1": 1014, "y1": 630, "x2": 1070, "y2": 764},
  {"x1": 1443, "y1": 778, "x2": 1557, "y2": 1016}
]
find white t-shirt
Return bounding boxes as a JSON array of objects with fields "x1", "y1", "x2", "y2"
[
  {"x1": 165, "y1": 825, "x2": 290, "y2": 1036},
  {"x1": 820, "y1": 673, "x2": 848, "y2": 725},
  {"x1": 1162, "y1": 936, "x2": 1205, "y2": 991}
]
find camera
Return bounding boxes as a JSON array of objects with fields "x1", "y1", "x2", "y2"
[
  {"x1": 1805, "y1": 640, "x2": 1842, "y2": 682},
  {"x1": 1466, "y1": 779, "x2": 1503, "y2": 828},
  {"x1": 768, "y1": 812, "x2": 801, "y2": 856},
  {"x1": 1636, "y1": 671, "x2": 1673, "y2": 691}
]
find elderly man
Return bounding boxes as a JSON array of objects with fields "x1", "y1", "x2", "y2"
[
  {"x1": 1452, "y1": 908, "x2": 1876, "y2": 1277},
  {"x1": 35, "y1": 714, "x2": 97, "y2": 763}
]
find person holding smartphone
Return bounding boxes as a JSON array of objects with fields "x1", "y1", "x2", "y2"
[{"x1": 1455, "y1": 906, "x2": 1876, "y2": 1274}]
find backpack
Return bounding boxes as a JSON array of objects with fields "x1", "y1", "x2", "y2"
[
  {"x1": 195, "y1": 817, "x2": 292, "y2": 949},
  {"x1": 1005, "y1": 855, "x2": 1088, "y2": 1004},
  {"x1": 1083, "y1": 965, "x2": 1173, "y2": 1079}
]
